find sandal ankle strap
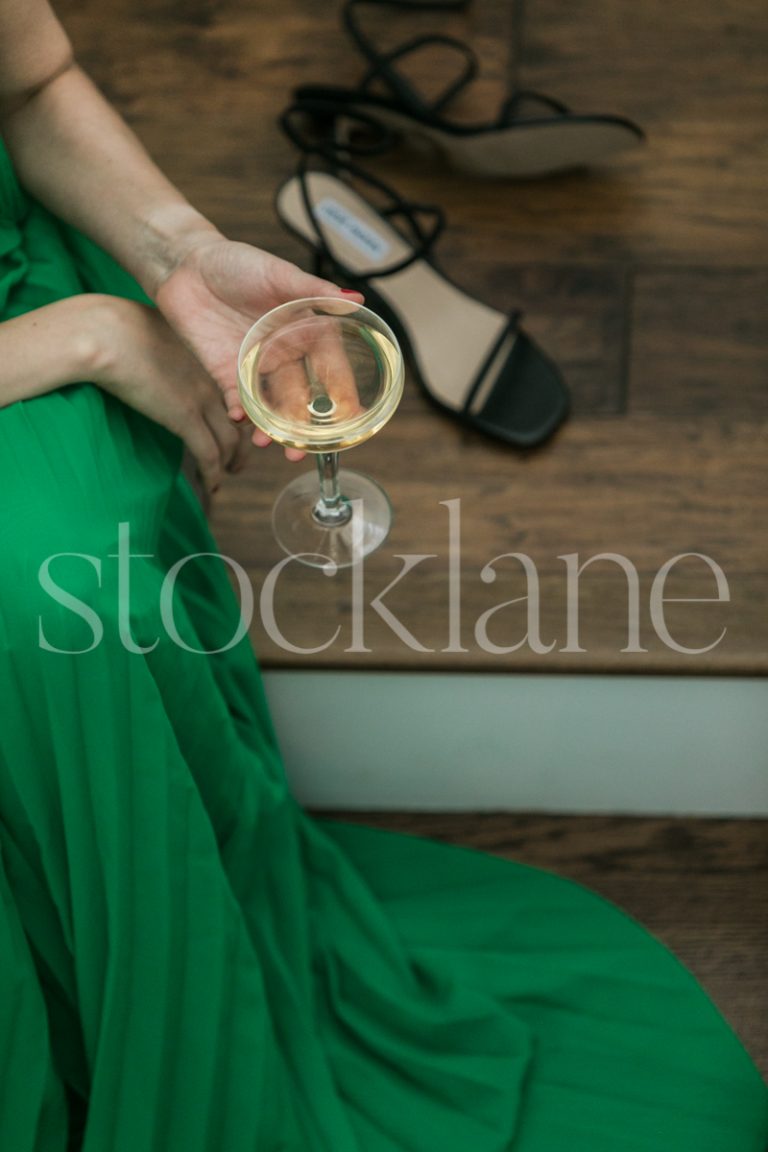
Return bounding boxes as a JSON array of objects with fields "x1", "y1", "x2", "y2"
[
  {"x1": 344, "y1": 0, "x2": 478, "y2": 120},
  {"x1": 501, "y1": 89, "x2": 572, "y2": 123},
  {"x1": 295, "y1": 155, "x2": 446, "y2": 280},
  {"x1": 280, "y1": 103, "x2": 446, "y2": 279}
]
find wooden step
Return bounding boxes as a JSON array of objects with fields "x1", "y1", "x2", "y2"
[{"x1": 56, "y1": 0, "x2": 768, "y2": 675}]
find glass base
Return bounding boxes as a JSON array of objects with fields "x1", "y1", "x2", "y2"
[{"x1": 272, "y1": 468, "x2": 392, "y2": 569}]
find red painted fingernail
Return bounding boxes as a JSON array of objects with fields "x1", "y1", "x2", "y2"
[{"x1": 340, "y1": 289, "x2": 360, "y2": 295}]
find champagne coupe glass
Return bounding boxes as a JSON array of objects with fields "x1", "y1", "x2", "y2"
[{"x1": 238, "y1": 297, "x2": 404, "y2": 569}]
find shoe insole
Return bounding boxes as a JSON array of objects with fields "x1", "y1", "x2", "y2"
[
  {"x1": 293, "y1": 86, "x2": 642, "y2": 179},
  {"x1": 276, "y1": 171, "x2": 515, "y2": 415},
  {"x1": 366, "y1": 106, "x2": 642, "y2": 177}
]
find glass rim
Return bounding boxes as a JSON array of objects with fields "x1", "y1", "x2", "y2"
[{"x1": 236, "y1": 296, "x2": 404, "y2": 452}]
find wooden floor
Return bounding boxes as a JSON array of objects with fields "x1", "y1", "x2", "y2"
[
  {"x1": 57, "y1": 0, "x2": 767, "y2": 1089},
  {"x1": 58, "y1": 0, "x2": 768, "y2": 673},
  {"x1": 318, "y1": 810, "x2": 768, "y2": 1078}
]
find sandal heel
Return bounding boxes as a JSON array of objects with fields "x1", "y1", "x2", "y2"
[{"x1": 288, "y1": 0, "x2": 644, "y2": 179}]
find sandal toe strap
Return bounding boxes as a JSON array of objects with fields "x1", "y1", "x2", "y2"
[{"x1": 462, "y1": 311, "x2": 524, "y2": 414}]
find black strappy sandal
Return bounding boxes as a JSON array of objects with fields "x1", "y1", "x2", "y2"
[
  {"x1": 275, "y1": 106, "x2": 569, "y2": 448},
  {"x1": 292, "y1": 0, "x2": 644, "y2": 179}
]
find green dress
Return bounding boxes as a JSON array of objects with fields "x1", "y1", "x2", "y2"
[{"x1": 0, "y1": 138, "x2": 765, "y2": 1152}]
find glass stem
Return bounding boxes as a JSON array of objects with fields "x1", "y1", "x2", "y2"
[{"x1": 313, "y1": 452, "x2": 352, "y2": 526}]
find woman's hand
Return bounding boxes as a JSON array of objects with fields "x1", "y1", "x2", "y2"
[
  {"x1": 153, "y1": 234, "x2": 363, "y2": 461},
  {"x1": 89, "y1": 295, "x2": 248, "y2": 494},
  {"x1": 0, "y1": 10, "x2": 363, "y2": 466}
]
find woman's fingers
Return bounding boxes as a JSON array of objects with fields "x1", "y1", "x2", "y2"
[
  {"x1": 221, "y1": 382, "x2": 245, "y2": 421},
  {"x1": 177, "y1": 378, "x2": 243, "y2": 493},
  {"x1": 256, "y1": 313, "x2": 318, "y2": 375},
  {"x1": 204, "y1": 391, "x2": 246, "y2": 473},
  {"x1": 264, "y1": 360, "x2": 315, "y2": 426},
  {"x1": 250, "y1": 426, "x2": 305, "y2": 462},
  {"x1": 231, "y1": 419, "x2": 253, "y2": 472},
  {"x1": 260, "y1": 250, "x2": 365, "y2": 314},
  {"x1": 221, "y1": 413, "x2": 252, "y2": 473},
  {"x1": 255, "y1": 314, "x2": 363, "y2": 424},
  {"x1": 183, "y1": 416, "x2": 224, "y2": 494},
  {"x1": 308, "y1": 324, "x2": 363, "y2": 421},
  {"x1": 240, "y1": 308, "x2": 364, "y2": 466}
]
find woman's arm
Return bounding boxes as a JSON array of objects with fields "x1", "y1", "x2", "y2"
[
  {"x1": 0, "y1": 294, "x2": 246, "y2": 492},
  {"x1": 0, "y1": 0, "x2": 219, "y2": 298},
  {"x1": 0, "y1": 296, "x2": 105, "y2": 407},
  {"x1": 0, "y1": 0, "x2": 361, "y2": 436}
]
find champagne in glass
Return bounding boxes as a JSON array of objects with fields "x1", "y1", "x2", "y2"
[{"x1": 238, "y1": 298, "x2": 404, "y2": 568}]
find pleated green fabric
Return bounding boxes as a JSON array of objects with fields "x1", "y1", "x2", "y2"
[{"x1": 0, "y1": 136, "x2": 766, "y2": 1151}]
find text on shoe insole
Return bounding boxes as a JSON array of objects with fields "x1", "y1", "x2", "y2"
[{"x1": 315, "y1": 198, "x2": 392, "y2": 261}]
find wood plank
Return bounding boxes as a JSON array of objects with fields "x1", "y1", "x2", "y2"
[
  {"x1": 630, "y1": 268, "x2": 768, "y2": 415},
  {"x1": 316, "y1": 811, "x2": 768, "y2": 1078},
  {"x1": 53, "y1": 0, "x2": 768, "y2": 673},
  {"x1": 212, "y1": 414, "x2": 768, "y2": 671},
  {"x1": 57, "y1": 0, "x2": 768, "y2": 266}
]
